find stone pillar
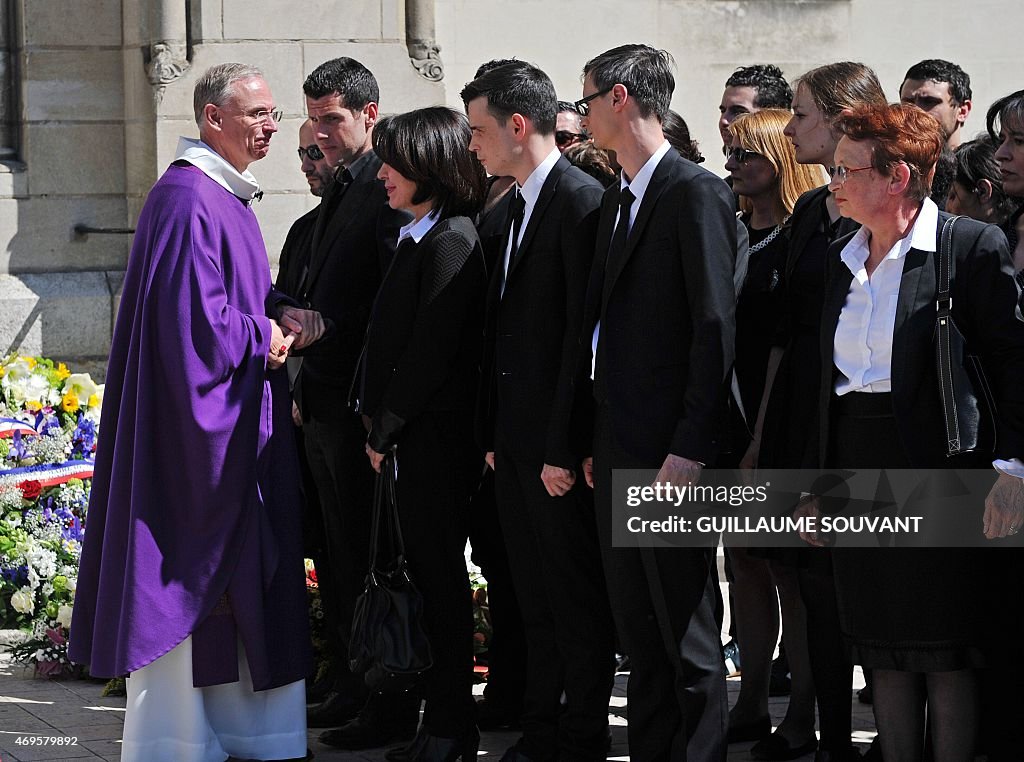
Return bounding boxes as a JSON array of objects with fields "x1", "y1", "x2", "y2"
[{"x1": 406, "y1": 0, "x2": 444, "y2": 82}]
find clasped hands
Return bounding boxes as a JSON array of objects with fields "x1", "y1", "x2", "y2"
[{"x1": 267, "y1": 306, "x2": 326, "y2": 369}]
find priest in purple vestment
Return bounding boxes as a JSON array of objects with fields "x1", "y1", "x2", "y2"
[{"x1": 69, "y1": 63, "x2": 322, "y2": 762}]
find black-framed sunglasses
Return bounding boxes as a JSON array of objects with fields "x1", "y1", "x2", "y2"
[
  {"x1": 298, "y1": 144, "x2": 325, "y2": 161},
  {"x1": 573, "y1": 86, "x2": 613, "y2": 117},
  {"x1": 555, "y1": 130, "x2": 585, "y2": 147},
  {"x1": 724, "y1": 146, "x2": 762, "y2": 164}
]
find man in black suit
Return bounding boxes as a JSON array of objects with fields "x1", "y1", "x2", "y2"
[
  {"x1": 298, "y1": 57, "x2": 417, "y2": 749},
  {"x1": 576, "y1": 44, "x2": 737, "y2": 760},
  {"x1": 462, "y1": 62, "x2": 615, "y2": 762}
]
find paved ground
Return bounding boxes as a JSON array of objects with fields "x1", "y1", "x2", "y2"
[{"x1": 0, "y1": 651, "x2": 876, "y2": 762}]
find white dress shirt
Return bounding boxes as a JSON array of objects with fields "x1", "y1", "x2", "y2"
[
  {"x1": 830, "y1": 197, "x2": 1024, "y2": 477},
  {"x1": 398, "y1": 210, "x2": 440, "y2": 245},
  {"x1": 500, "y1": 148, "x2": 562, "y2": 296},
  {"x1": 592, "y1": 140, "x2": 673, "y2": 378},
  {"x1": 174, "y1": 137, "x2": 263, "y2": 204},
  {"x1": 833, "y1": 197, "x2": 939, "y2": 395}
]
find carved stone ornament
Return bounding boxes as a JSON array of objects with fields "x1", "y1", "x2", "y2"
[
  {"x1": 146, "y1": 42, "x2": 190, "y2": 87},
  {"x1": 409, "y1": 42, "x2": 444, "y2": 82}
]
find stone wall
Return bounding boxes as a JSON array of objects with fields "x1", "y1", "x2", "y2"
[{"x1": 435, "y1": 0, "x2": 1023, "y2": 176}]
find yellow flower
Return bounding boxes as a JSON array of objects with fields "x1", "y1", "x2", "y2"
[
  {"x1": 62, "y1": 390, "x2": 79, "y2": 413},
  {"x1": 25, "y1": 400, "x2": 42, "y2": 412},
  {"x1": 22, "y1": 356, "x2": 37, "y2": 369},
  {"x1": 56, "y1": 363, "x2": 71, "y2": 380},
  {"x1": 0, "y1": 366, "x2": 5, "y2": 378},
  {"x1": 88, "y1": 394, "x2": 100, "y2": 408}
]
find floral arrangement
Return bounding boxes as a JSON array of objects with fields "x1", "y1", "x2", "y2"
[{"x1": 0, "y1": 354, "x2": 101, "y2": 677}]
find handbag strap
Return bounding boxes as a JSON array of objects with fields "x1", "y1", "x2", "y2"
[
  {"x1": 368, "y1": 449, "x2": 408, "y2": 571},
  {"x1": 935, "y1": 214, "x2": 962, "y2": 455}
]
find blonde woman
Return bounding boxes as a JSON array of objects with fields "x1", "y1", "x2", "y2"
[{"x1": 723, "y1": 109, "x2": 825, "y2": 760}]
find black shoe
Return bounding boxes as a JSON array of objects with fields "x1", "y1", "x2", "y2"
[
  {"x1": 320, "y1": 711, "x2": 418, "y2": 750},
  {"x1": 475, "y1": 698, "x2": 522, "y2": 731},
  {"x1": 768, "y1": 673, "x2": 792, "y2": 697},
  {"x1": 857, "y1": 684, "x2": 873, "y2": 705},
  {"x1": 750, "y1": 733, "x2": 818, "y2": 761},
  {"x1": 385, "y1": 726, "x2": 480, "y2": 762},
  {"x1": 727, "y1": 715, "x2": 771, "y2": 744},
  {"x1": 306, "y1": 690, "x2": 364, "y2": 728}
]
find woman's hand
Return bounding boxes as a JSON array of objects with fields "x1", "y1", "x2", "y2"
[
  {"x1": 983, "y1": 473, "x2": 1024, "y2": 539},
  {"x1": 365, "y1": 443, "x2": 385, "y2": 473}
]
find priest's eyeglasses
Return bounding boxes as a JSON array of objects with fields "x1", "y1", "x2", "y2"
[
  {"x1": 245, "y1": 108, "x2": 283, "y2": 124},
  {"x1": 298, "y1": 144, "x2": 325, "y2": 161}
]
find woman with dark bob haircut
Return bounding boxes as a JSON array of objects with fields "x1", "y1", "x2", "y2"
[
  {"x1": 804, "y1": 102, "x2": 1024, "y2": 762},
  {"x1": 356, "y1": 106, "x2": 487, "y2": 761},
  {"x1": 946, "y1": 136, "x2": 1020, "y2": 226}
]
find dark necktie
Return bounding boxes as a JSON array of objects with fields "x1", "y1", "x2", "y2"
[
  {"x1": 595, "y1": 186, "x2": 636, "y2": 399},
  {"x1": 501, "y1": 189, "x2": 527, "y2": 291}
]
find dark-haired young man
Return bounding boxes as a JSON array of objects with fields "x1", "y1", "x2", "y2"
[
  {"x1": 577, "y1": 43, "x2": 736, "y2": 760},
  {"x1": 462, "y1": 61, "x2": 615, "y2": 762},
  {"x1": 298, "y1": 57, "x2": 417, "y2": 749},
  {"x1": 900, "y1": 58, "x2": 973, "y2": 149},
  {"x1": 718, "y1": 63, "x2": 793, "y2": 148}
]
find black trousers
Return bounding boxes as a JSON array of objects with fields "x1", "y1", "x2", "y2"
[
  {"x1": 467, "y1": 468, "x2": 528, "y2": 714},
  {"x1": 303, "y1": 410, "x2": 376, "y2": 699},
  {"x1": 395, "y1": 412, "x2": 478, "y2": 737},
  {"x1": 593, "y1": 404, "x2": 728, "y2": 761},
  {"x1": 494, "y1": 442, "x2": 615, "y2": 760}
]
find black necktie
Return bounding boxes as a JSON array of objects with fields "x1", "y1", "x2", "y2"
[
  {"x1": 503, "y1": 189, "x2": 527, "y2": 286},
  {"x1": 595, "y1": 187, "x2": 636, "y2": 400}
]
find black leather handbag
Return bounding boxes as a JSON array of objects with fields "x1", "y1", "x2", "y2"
[
  {"x1": 934, "y1": 215, "x2": 998, "y2": 459},
  {"x1": 348, "y1": 450, "x2": 433, "y2": 692}
]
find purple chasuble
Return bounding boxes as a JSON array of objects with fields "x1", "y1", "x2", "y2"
[{"x1": 69, "y1": 163, "x2": 311, "y2": 689}]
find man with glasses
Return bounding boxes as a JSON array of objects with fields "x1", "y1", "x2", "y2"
[
  {"x1": 296, "y1": 57, "x2": 417, "y2": 751},
  {"x1": 555, "y1": 100, "x2": 588, "y2": 153},
  {"x1": 574, "y1": 44, "x2": 736, "y2": 760},
  {"x1": 462, "y1": 60, "x2": 613, "y2": 762},
  {"x1": 70, "y1": 63, "x2": 319, "y2": 762}
]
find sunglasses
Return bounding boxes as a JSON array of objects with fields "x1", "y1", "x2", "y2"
[
  {"x1": 298, "y1": 144, "x2": 325, "y2": 161},
  {"x1": 555, "y1": 130, "x2": 584, "y2": 147},
  {"x1": 724, "y1": 146, "x2": 763, "y2": 164},
  {"x1": 573, "y1": 86, "x2": 613, "y2": 117}
]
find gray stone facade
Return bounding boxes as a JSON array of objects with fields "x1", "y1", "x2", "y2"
[{"x1": 2, "y1": 0, "x2": 1022, "y2": 369}]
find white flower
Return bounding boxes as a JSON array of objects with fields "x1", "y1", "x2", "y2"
[
  {"x1": 66, "y1": 576, "x2": 77, "y2": 595},
  {"x1": 41, "y1": 582, "x2": 53, "y2": 596},
  {"x1": 10, "y1": 587, "x2": 34, "y2": 614},
  {"x1": 62, "y1": 373, "x2": 99, "y2": 402},
  {"x1": 11, "y1": 373, "x2": 53, "y2": 406},
  {"x1": 56, "y1": 604, "x2": 73, "y2": 629}
]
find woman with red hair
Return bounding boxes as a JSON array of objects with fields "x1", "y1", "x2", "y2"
[{"x1": 807, "y1": 103, "x2": 1024, "y2": 761}]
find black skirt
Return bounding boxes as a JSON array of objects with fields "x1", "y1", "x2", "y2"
[{"x1": 828, "y1": 391, "x2": 985, "y2": 672}]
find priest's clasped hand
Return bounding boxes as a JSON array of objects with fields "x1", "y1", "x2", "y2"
[{"x1": 278, "y1": 305, "x2": 327, "y2": 350}]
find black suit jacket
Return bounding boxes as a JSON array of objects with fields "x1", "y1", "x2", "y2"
[
  {"x1": 581, "y1": 148, "x2": 738, "y2": 466},
  {"x1": 275, "y1": 205, "x2": 320, "y2": 299},
  {"x1": 817, "y1": 211, "x2": 1024, "y2": 467},
  {"x1": 296, "y1": 151, "x2": 410, "y2": 420},
  {"x1": 358, "y1": 215, "x2": 487, "y2": 452},
  {"x1": 477, "y1": 157, "x2": 604, "y2": 468}
]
